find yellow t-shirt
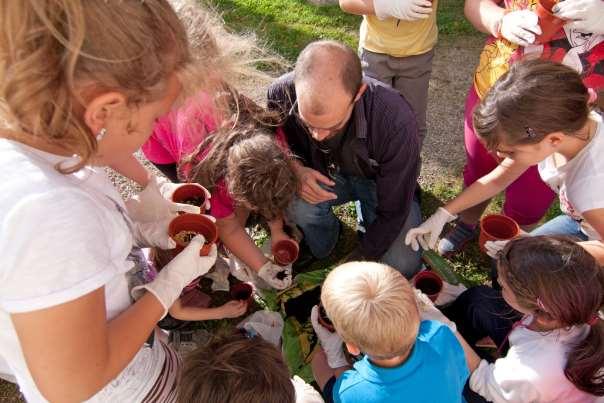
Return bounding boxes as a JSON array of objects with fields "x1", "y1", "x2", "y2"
[{"x1": 359, "y1": 3, "x2": 439, "y2": 58}]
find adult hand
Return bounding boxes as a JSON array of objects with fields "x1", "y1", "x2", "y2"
[
  {"x1": 405, "y1": 207, "x2": 457, "y2": 252},
  {"x1": 131, "y1": 235, "x2": 217, "y2": 317},
  {"x1": 258, "y1": 261, "x2": 292, "y2": 290},
  {"x1": 295, "y1": 166, "x2": 337, "y2": 205},
  {"x1": 484, "y1": 239, "x2": 509, "y2": 259},
  {"x1": 554, "y1": 0, "x2": 604, "y2": 35},
  {"x1": 125, "y1": 175, "x2": 205, "y2": 223},
  {"x1": 310, "y1": 306, "x2": 348, "y2": 368},
  {"x1": 374, "y1": 0, "x2": 433, "y2": 21},
  {"x1": 499, "y1": 10, "x2": 542, "y2": 46},
  {"x1": 132, "y1": 217, "x2": 176, "y2": 249},
  {"x1": 414, "y1": 289, "x2": 457, "y2": 332}
]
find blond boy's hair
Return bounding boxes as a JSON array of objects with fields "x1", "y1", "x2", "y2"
[{"x1": 321, "y1": 262, "x2": 420, "y2": 359}]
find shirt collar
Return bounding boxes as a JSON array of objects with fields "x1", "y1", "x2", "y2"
[{"x1": 353, "y1": 342, "x2": 423, "y2": 384}]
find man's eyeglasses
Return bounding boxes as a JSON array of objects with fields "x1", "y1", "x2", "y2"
[{"x1": 288, "y1": 99, "x2": 355, "y2": 136}]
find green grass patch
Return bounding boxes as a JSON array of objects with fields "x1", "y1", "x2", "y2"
[{"x1": 208, "y1": 0, "x2": 477, "y2": 63}]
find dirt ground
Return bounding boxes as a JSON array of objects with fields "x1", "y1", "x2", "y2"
[{"x1": 0, "y1": 35, "x2": 484, "y2": 402}]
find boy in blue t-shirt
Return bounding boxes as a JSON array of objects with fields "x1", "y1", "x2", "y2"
[{"x1": 310, "y1": 262, "x2": 472, "y2": 403}]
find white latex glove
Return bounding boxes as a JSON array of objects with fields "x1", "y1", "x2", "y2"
[
  {"x1": 132, "y1": 217, "x2": 176, "y2": 249},
  {"x1": 434, "y1": 281, "x2": 468, "y2": 307},
  {"x1": 484, "y1": 239, "x2": 510, "y2": 259},
  {"x1": 405, "y1": 207, "x2": 457, "y2": 251},
  {"x1": 258, "y1": 261, "x2": 292, "y2": 290},
  {"x1": 499, "y1": 10, "x2": 542, "y2": 46},
  {"x1": 310, "y1": 306, "x2": 348, "y2": 369},
  {"x1": 374, "y1": 0, "x2": 433, "y2": 21},
  {"x1": 132, "y1": 235, "x2": 216, "y2": 317},
  {"x1": 553, "y1": 0, "x2": 604, "y2": 35},
  {"x1": 414, "y1": 289, "x2": 457, "y2": 332},
  {"x1": 125, "y1": 175, "x2": 203, "y2": 223}
]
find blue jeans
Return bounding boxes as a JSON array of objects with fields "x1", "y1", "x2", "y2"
[
  {"x1": 530, "y1": 214, "x2": 588, "y2": 240},
  {"x1": 288, "y1": 173, "x2": 422, "y2": 278}
]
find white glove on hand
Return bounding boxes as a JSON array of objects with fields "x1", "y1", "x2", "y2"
[
  {"x1": 310, "y1": 306, "x2": 348, "y2": 369},
  {"x1": 258, "y1": 261, "x2": 292, "y2": 290},
  {"x1": 414, "y1": 289, "x2": 457, "y2": 332},
  {"x1": 374, "y1": 0, "x2": 433, "y2": 21},
  {"x1": 405, "y1": 207, "x2": 457, "y2": 251},
  {"x1": 484, "y1": 239, "x2": 509, "y2": 259},
  {"x1": 132, "y1": 235, "x2": 216, "y2": 317},
  {"x1": 131, "y1": 218, "x2": 176, "y2": 249},
  {"x1": 499, "y1": 10, "x2": 541, "y2": 46},
  {"x1": 554, "y1": 0, "x2": 604, "y2": 35},
  {"x1": 125, "y1": 175, "x2": 202, "y2": 223}
]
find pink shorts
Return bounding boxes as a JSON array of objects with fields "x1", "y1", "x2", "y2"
[{"x1": 462, "y1": 86, "x2": 555, "y2": 226}]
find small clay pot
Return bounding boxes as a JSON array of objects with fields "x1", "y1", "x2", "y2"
[
  {"x1": 413, "y1": 270, "x2": 444, "y2": 302},
  {"x1": 272, "y1": 239, "x2": 300, "y2": 266},
  {"x1": 479, "y1": 214, "x2": 520, "y2": 253},
  {"x1": 179, "y1": 288, "x2": 212, "y2": 308},
  {"x1": 171, "y1": 184, "x2": 209, "y2": 211},
  {"x1": 318, "y1": 303, "x2": 335, "y2": 333},
  {"x1": 230, "y1": 282, "x2": 254, "y2": 306},
  {"x1": 168, "y1": 213, "x2": 218, "y2": 256},
  {"x1": 534, "y1": 0, "x2": 565, "y2": 44}
]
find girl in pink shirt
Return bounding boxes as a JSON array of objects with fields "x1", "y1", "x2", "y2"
[{"x1": 116, "y1": 91, "x2": 298, "y2": 289}]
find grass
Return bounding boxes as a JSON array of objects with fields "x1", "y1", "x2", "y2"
[{"x1": 207, "y1": 0, "x2": 474, "y2": 62}]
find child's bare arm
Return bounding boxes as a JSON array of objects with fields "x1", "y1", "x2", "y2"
[
  {"x1": 216, "y1": 213, "x2": 268, "y2": 272},
  {"x1": 339, "y1": 0, "x2": 375, "y2": 15},
  {"x1": 443, "y1": 158, "x2": 528, "y2": 215},
  {"x1": 169, "y1": 299, "x2": 247, "y2": 321},
  {"x1": 109, "y1": 155, "x2": 150, "y2": 187}
]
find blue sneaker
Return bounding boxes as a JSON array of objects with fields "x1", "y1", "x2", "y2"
[{"x1": 437, "y1": 221, "x2": 479, "y2": 257}]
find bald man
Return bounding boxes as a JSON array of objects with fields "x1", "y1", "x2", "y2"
[{"x1": 267, "y1": 40, "x2": 421, "y2": 278}]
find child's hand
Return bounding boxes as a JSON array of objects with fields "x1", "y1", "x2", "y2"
[
  {"x1": 216, "y1": 300, "x2": 248, "y2": 319},
  {"x1": 310, "y1": 306, "x2": 348, "y2": 369},
  {"x1": 405, "y1": 207, "x2": 457, "y2": 251}
]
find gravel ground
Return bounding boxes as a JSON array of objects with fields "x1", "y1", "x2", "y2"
[{"x1": 0, "y1": 35, "x2": 484, "y2": 401}]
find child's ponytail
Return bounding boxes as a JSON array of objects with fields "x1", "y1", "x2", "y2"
[
  {"x1": 566, "y1": 317, "x2": 604, "y2": 395},
  {"x1": 499, "y1": 236, "x2": 604, "y2": 396}
]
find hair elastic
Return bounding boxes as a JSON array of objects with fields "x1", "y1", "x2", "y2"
[
  {"x1": 525, "y1": 127, "x2": 537, "y2": 138},
  {"x1": 536, "y1": 297, "x2": 548, "y2": 313},
  {"x1": 587, "y1": 88, "x2": 598, "y2": 105},
  {"x1": 587, "y1": 310, "x2": 604, "y2": 326}
]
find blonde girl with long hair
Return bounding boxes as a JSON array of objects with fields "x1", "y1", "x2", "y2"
[{"x1": 0, "y1": 1, "x2": 220, "y2": 401}]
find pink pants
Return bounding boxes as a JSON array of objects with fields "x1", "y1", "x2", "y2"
[{"x1": 462, "y1": 86, "x2": 555, "y2": 226}]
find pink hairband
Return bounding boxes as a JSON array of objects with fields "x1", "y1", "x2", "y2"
[
  {"x1": 588, "y1": 311, "x2": 604, "y2": 327},
  {"x1": 588, "y1": 88, "x2": 598, "y2": 105}
]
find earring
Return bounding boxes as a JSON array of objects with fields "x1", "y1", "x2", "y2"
[{"x1": 96, "y1": 128, "x2": 107, "y2": 142}]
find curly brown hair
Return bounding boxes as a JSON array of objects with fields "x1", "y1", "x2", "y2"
[{"x1": 185, "y1": 114, "x2": 297, "y2": 220}]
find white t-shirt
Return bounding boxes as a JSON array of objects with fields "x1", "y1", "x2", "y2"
[
  {"x1": 538, "y1": 112, "x2": 604, "y2": 240},
  {"x1": 0, "y1": 139, "x2": 164, "y2": 402},
  {"x1": 292, "y1": 376, "x2": 325, "y2": 403},
  {"x1": 470, "y1": 316, "x2": 601, "y2": 403}
]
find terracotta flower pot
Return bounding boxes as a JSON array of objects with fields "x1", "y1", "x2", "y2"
[
  {"x1": 179, "y1": 288, "x2": 212, "y2": 308},
  {"x1": 534, "y1": 0, "x2": 565, "y2": 44},
  {"x1": 413, "y1": 270, "x2": 444, "y2": 302},
  {"x1": 272, "y1": 239, "x2": 300, "y2": 266},
  {"x1": 171, "y1": 184, "x2": 209, "y2": 211},
  {"x1": 479, "y1": 214, "x2": 520, "y2": 253},
  {"x1": 318, "y1": 303, "x2": 335, "y2": 333},
  {"x1": 168, "y1": 213, "x2": 218, "y2": 256},
  {"x1": 230, "y1": 282, "x2": 254, "y2": 306}
]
